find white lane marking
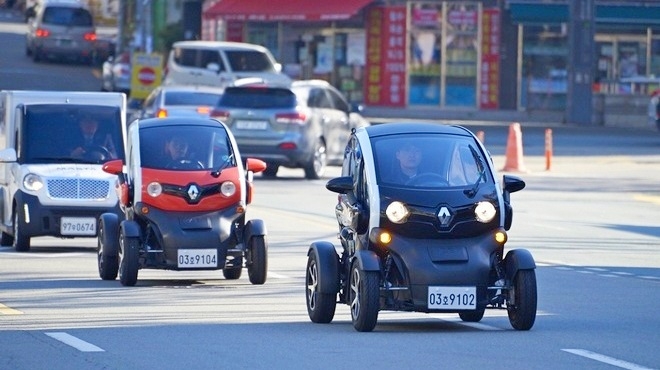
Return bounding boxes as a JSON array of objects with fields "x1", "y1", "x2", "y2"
[
  {"x1": 45, "y1": 332, "x2": 105, "y2": 352},
  {"x1": 639, "y1": 276, "x2": 660, "y2": 281},
  {"x1": 0, "y1": 303, "x2": 23, "y2": 315},
  {"x1": 267, "y1": 272, "x2": 290, "y2": 279},
  {"x1": 562, "y1": 349, "x2": 655, "y2": 370}
]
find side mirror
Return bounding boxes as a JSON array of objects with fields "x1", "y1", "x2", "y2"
[
  {"x1": 246, "y1": 158, "x2": 267, "y2": 174},
  {"x1": 503, "y1": 175, "x2": 525, "y2": 194},
  {"x1": 207, "y1": 62, "x2": 220, "y2": 73},
  {"x1": 326, "y1": 176, "x2": 353, "y2": 194},
  {"x1": 274, "y1": 63, "x2": 282, "y2": 73},
  {"x1": 102, "y1": 159, "x2": 124, "y2": 175},
  {"x1": 0, "y1": 148, "x2": 17, "y2": 163}
]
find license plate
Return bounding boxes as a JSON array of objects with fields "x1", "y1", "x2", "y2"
[
  {"x1": 56, "y1": 39, "x2": 73, "y2": 47},
  {"x1": 428, "y1": 286, "x2": 476, "y2": 309},
  {"x1": 177, "y1": 249, "x2": 218, "y2": 268},
  {"x1": 234, "y1": 120, "x2": 268, "y2": 130},
  {"x1": 60, "y1": 217, "x2": 96, "y2": 236}
]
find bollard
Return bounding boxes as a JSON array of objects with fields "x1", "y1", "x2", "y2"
[{"x1": 545, "y1": 128, "x2": 553, "y2": 171}]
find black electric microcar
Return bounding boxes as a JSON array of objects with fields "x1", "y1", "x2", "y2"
[{"x1": 305, "y1": 123, "x2": 537, "y2": 332}]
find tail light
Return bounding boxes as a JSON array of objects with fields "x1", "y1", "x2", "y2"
[
  {"x1": 156, "y1": 109, "x2": 168, "y2": 118},
  {"x1": 35, "y1": 28, "x2": 50, "y2": 38},
  {"x1": 197, "y1": 106, "x2": 211, "y2": 115},
  {"x1": 83, "y1": 32, "x2": 97, "y2": 42},
  {"x1": 210, "y1": 109, "x2": 230, "y2": 121},
  {"x1": 275, "y1": 112, "x2": 306, "y2": 125}
]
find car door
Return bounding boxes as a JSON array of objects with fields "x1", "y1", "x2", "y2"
[{"x1": 308, "y1": 87, "x2": 348, "y2": 163}]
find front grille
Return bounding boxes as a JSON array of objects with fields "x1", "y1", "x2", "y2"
[{"x1": 46, "y1": 179, "x2": 111, "y2": 200}]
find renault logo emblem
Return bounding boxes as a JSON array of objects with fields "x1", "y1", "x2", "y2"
[
  {"x1": 187, "y1": 184, "x2": 200, "y2": 201},
  {"x1": 437, "y1": 206, "x2": 452, "y2": 226}
]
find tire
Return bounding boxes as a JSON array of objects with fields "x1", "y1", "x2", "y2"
[
  {"x1": 459, "y1": 309, "x2": 485, "y2": 322},
  {"x1": 12, "y1": 210, "x2": 30, "y2": 252},
  {"x1": 1, "y1": 232, "x2": 13, "y2": 246},
  {"x1": 32, "y1": 50, "x2": 41, "y2": 63},
  {"x1": 97, "y1": 219, "x2": 119, "y2": 281},
  {"x1": 349, "y1": 260, "x2": 379, "y2": 332},
  {"x1": 261, "y1": 164, "x2": 279, "y2": 178},
  {"x1": 507, "y1": 269, "x2": 537, "y2": 330},
  {"x1": 247, "y1": 236, "x2": 267, "y2": 285},
  {"x1": 305, "y1": 252, "x2": 337, "y2": 323},
  {"x1": 303, "y1": 140, "x2": 327, "y2": 180},
  {"x1": 118, "y1": 229, "x2": 139, "y2": 286},
  {"x1": 223, "y1": 265, "x2": 242, "y2": 280}
]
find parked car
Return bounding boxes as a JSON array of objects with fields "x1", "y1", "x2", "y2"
[
  {"x1": 97, "y1": 117, "x2": 268, "y2": 286},
  {"x1": 210, "y1": 79, "x2": 369, "y2": 179},
  {"x1": 25, "y1": 0, "x2": 96, "y2": 64},
  {"x1": 132, "y1": 84, "x2": 225, "y2": 121},
  {"x1": 305, "y1": 123, "x2": 536, "y2": 332},
  {"x1": 163, "y1": 40, "x2": 291, "y2": 89},
  {"x1": 101, "y1": 51, "x2": 131, "y2": 93}
]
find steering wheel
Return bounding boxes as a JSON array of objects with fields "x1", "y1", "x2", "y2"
[
  {"x1": 405, "y1": 173, "x2": 449, "y2": 187},
  {"x1": 166, "y1": 159, "x2": 205, "y2": 170},
  {"x1": 83, "y1": 145, "x2": 113, "y2": 162}
]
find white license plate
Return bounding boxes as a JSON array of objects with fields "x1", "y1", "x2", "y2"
[
  {"x1": 177, "y1": 249, "x2": 218, "y2": 268},
  {"x1": 428, "y1": 286, "x2": 476, "y2": 309},
  {"x1": 60, "y1": 217, "x2": 96, "y2": 236},
  {"x1": 234, "y1": 120, "x2": 268, "y2": 130}
]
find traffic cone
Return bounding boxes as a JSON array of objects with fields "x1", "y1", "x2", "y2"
[{"x1": 502, "y1": 122, "x2": 528, "y2": 172}]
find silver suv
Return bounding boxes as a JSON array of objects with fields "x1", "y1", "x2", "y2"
[{"x1": 25, "y1": 0, "x2": 96, "y2": 64}]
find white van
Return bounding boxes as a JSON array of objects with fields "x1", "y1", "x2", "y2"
[
  {"x1": 0, "y1": 91, "x2": 127, "y2": 251},
  {"x1": 163, "y1": 41, "x2": 292, "y2": 88}
]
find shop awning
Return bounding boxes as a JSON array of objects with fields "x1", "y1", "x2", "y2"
[{"x1": 204, "y1": 0, "x2": 374, "y2": 21}]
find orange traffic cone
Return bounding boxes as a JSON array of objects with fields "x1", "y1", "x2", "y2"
[{"x1": 502, "y1": 122, "x2": 528, "y2": 172}]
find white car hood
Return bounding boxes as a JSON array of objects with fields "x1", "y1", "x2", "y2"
[{"x1": 23, "y1": 164, "x2": 114, "y2": 180}]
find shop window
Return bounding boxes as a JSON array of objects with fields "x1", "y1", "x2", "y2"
[{"x1": 408, "y1": 2, "x2": 442, "y2": 105}]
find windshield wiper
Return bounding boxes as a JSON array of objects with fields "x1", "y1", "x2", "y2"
[{"x1": 210, "y1": 154, "x2": 234, "y2": 178}]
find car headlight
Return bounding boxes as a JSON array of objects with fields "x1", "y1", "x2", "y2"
[
  {"x1": 386, "y1": 201, "x2": 410, "y2": 224},
  {"x1": 23, "y1": 173, "x2": 43, "y2": 191},
  {"x1": 220, "y1": 181, "x2": 236, "y2": 197},
  {"x1": 146, "y1": 182, "x2": 162, "y2": 197},
  {"x1": 474, "y1": 201, "x2": 496, "y2": 223}
]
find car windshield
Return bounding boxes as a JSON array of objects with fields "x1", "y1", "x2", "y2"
[
  {"x1": 164, "y1": 92, "x2": 222, "y2": 106},
  {"x1": 372, "y1": 134, "x2": 487, "y2": 188},
  {"x1": 22, "y1": 105, "x2": 124, "y2": 164},
  {"x1": 218, "y1": 87, "x2": 296, "y2": 109},
  {"x1": 225, "y1": 50, "x2": 275, "y2": 72},
  {"x1": 139, "y1": 125, "x2": 235, "y2": 171}
]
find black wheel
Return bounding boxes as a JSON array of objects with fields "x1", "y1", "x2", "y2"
[
  {"x1": 223, "y1": 265, "x2": 242, "y2": 280},
  {"x1": 459, "y1": 309, "x2": 485, "y2": 322},
  {"x1": 118, "y1": 229, "x2": 139, "y2": 286},
  {"x1": 166, "y1": 159, "x2": 204, "y2": 170},
  {"x1": 405, "y1": 173, "x2": 449, "y2": 187},
  {"x1": 1, "y1": 231, "x2": 13, "y2": 246},
  {"x1": 33, "y1": 50, "x2": 41, "y2": 62},
  {"x1": 305, "y1": 252, "x2": 337, "y2": 323},
  {"x1": 97, "y1": 219, "x2": 119, "y2": 281},
  {"x1": 349, "y1": 260, "x2": 379, "y2": 332},
  {"x1": 261, "y1": 164, "x2": 279, "y2": 178},
  {"x1": 303, "y1": 140, "x2": 327, "y2": 180},
  {"x1": 12, "y1": 210, "x2": 30, "y2": 252},
  {"x1": 507, "y1": 269, "x2": 537, "y2": 330},
  {"x1": 247, "y1": 236, "x2": 267, "y2": 285}
]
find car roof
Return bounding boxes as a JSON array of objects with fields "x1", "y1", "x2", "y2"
[
  {"x1": 158, "y1": 85, "x2": 225, "y2": 94},
  {"x1": 171, "y1": 41, "x2": 270, "y2": 52},
  {"x1": 136, "y1": 117, "x2": 225, "y2": 130},
  {"x1": 291, "y1": 79, "x2": 332, "y2": 88},
  {"x1": 364, "y1": 122, "x2": 474, "y2": 139}
]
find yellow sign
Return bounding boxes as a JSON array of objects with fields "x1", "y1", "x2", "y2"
[{"x1": 130, "y1": 52, "x2": 163, "y2": 100}]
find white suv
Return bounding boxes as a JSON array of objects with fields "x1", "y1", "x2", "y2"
[{"x1": 163, "y1": 41, "x2": 291, "y2": 88}]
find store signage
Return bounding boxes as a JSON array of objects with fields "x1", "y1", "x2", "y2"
[
  {"x1": 365, "y1": 6, "x2": 407, "y2": 107},
  {"x1": 480, "y1": 8, "x2": 501, "y2": 109}
]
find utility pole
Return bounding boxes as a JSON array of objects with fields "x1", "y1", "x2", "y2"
[{"x1": 567, "y1": 0, "x2": 595, "y2": 125}]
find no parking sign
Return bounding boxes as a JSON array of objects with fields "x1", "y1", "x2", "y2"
[{"x1": 130, "y1": 52, "x2": 163, "y2": 100}]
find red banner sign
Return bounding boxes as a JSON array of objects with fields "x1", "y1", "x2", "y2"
[{"x1": 479, "y1": 8, "x2": 501, "y2": 109}]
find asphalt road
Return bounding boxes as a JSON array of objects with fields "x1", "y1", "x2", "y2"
[{"x1": 0, "y1": 11, "x2": 659, "y2": 370}]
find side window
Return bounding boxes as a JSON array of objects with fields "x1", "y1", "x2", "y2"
[
  {"x1": 341, "y1": 136, "x2": 356, "y2": 176},
  {"x1": 174, "y1": 47, "x2": 197, "y2": 67},
  {"x1": 199, "y1": 50, "x2": 224, "y2": 71},
  {"x1": 327, "y1": 88, "x2": 349, "y2": 112}
]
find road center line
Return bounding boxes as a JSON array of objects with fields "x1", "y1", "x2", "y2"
[
  {"x1": 45, "y1": 332, "x2": 105, "y2": 352},
  {"x1": 0, "y1": 303, "x2": 23, "y2": 315},
  {"x1": 562, "y1": 349, "x2": 654, "y2": 370}
]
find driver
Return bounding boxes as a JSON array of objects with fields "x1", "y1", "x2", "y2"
[
  {"x1": 164, "y1": 136, "x2": 190, "y2": 162},
  {"x1": 392, "y1": 142, "x2": 422, "y2": 183},
  {"x1": 70, "y1": 113, "x2": 116, "y2": 159}
]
